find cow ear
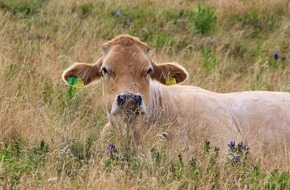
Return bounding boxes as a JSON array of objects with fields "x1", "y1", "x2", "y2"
[
  {"x1": 151, "y1": 61, "x2": 188, "y2": 85},
  {"x1": 62, "y1": 59, "x2": 102, "y2": 86}
]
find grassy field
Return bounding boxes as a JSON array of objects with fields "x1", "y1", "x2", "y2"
[{"x1": 0, "y1": 0, "x2": 290, "y2": 189}]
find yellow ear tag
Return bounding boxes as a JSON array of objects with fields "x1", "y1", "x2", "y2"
[
  {"x1": 166, "y1": 77, "x2": 177, "y2": 86},
  {"x1": 73, "y1": 79, "x2": 84, "y2": 88},
  {"x1": 68, "y1": 76, "x2": 85, "y2": 88}
]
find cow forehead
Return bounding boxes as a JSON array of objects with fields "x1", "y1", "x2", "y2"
[
  {"x1": 104, "y1": 35, "x2": 150, "y2": 52},
  {"x1": 103, "y1": 46, "x2": 151, "y2": 70}
]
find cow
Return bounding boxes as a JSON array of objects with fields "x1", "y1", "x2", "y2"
[{"x1": 62, "y1": 35, "x2": 290, "y2": 155}]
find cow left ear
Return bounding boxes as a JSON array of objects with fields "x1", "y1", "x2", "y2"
[
  {"x1": 151, "y1": 61, "x2": 189, "y2": 85},
  {"x1": 62, "y1": 59, "x2": 103, "y2": 86}
]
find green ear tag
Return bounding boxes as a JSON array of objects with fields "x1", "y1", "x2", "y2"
[
  {"x1": 68, "y1": 76, "x2": 84, "y2": 88},
  {"x1": 166, "y1": 77, "x2": 177, "y2": 86}
]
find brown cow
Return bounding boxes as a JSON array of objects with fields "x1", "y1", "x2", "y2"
[{"x1": 62, "y1": 35, "x2": 290, "y2": 153}]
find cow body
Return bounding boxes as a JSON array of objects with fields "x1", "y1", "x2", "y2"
[
  {"x1": 148, "y1": 82, "x2": 290, "y2": 145},
  {"x1": 62, "y1": 35, "x2": 290, "y2": 151}
]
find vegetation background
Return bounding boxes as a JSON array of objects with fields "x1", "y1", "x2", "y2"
[{"x1": 0, "y1": 0, "x2": 289, "y2": 189}]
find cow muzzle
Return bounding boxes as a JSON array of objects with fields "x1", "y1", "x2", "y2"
[{"x1": 111, "y1": 93, "x2": 146, "y2": 115}]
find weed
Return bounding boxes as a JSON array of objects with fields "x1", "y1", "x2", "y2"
[
  {"x1": 201, "y1": 48, "x2": 217, "y2": 71},
  {"x1": 151, "y1": 148, "x2": 161, "y2": 164},
  {"x1": 268, "y1": 51, "x2": 287, "y2": 69},
  {"x1": 227, "y1": 141, "x2": 249, "y2": 165},
  {"x1": 189, "y1": 4, "x2": 217, "y2": 35},
  {"x1": 229, "y1": 9, "x2": 283, "y2": 38},
  {"x1": 169, "y1": 153, "x2": 184, "y2": 180}
]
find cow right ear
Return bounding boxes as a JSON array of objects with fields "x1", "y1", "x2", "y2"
[
  {"x1": 62, "y1": 59, "x2": 103, "y2": 86},
  {"x1": 151, "y1": 61, "x2": 189, "y2": 85}
]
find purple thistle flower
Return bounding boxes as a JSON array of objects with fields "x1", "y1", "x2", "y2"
[
  {"x1": 36, "y1": 34, "x2": 44, "y2": 40},
  {"x1": 237, "y1": 141, "x2": 245, "y2": 149},
  {"x1": 237, "y1": 141, "x2": 249, "y2": 154},
  {"x1": 273, "y1": 52, "x2": 279, "y2": 60},
  {"x1": 232, "y1": 155, "x2": 241, "y2": 163},
  {"x1": 228, "y1": 141, "x2": 236, "y2": 149},
  {"x1": 238, "y1": 142, "x2": 246, "y2": 150},
  {"x1": 107, "y1": 144, "x2": 116, "y2": 154}
]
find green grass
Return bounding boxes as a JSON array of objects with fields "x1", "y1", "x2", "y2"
[
  {"x1": 0, "y1": 141, "x2": 48, "y2": 187},
  {"x1": 0, "y1": 0, "x2": 47, "y2": 18},
  {"x1": 0, "y1": 0, "x2": 289, "y2": 189}
]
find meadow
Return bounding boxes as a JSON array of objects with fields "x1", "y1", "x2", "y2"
[{"x1": 0, "y1": 0, "x2": 289, "y2": 189}]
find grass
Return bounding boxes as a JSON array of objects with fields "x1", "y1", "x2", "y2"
[{"x1": 0, "y1": 0, "x2": 289, "y2": 189}]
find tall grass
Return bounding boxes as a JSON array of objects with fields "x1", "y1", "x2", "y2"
[{"x1": 0, "y1": 0, "x2": 289, "y2": 189}]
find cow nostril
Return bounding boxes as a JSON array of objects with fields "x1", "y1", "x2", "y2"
[
  {"x1": 117, "y1": 94, "x2": 126, "y2": 106},
  {"x1": 133, "y1": 95, "x2": 142, "y2": 106}
]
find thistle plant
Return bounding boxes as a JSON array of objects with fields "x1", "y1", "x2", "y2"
[{"x1": 227, "y1": 141, "x2": 249, "y2": 164}]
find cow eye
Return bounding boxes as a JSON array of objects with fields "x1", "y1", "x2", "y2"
[
  {"x1": 102, "y1": 67, "x2": 109, "y2": 75},
  {"x1": 146, "y1": 68, "x2": 152, "y2": 76}
]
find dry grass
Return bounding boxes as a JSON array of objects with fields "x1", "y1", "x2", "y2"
[{"x1": 0, "y1": 0, "x2": 289, "y2": 189}]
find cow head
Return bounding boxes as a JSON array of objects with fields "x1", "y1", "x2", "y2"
[{"x1": 62, "y1": 35, "x2": 188, "y2": 121}]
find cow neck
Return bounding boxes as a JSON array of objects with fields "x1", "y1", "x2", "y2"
[{"x1": 148, "y1": 81, "x2": 177, "y2": 124}]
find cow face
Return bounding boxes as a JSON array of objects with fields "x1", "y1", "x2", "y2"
[{"x1": 62, "y1": 35, "x2": 188, "y2": 121}]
